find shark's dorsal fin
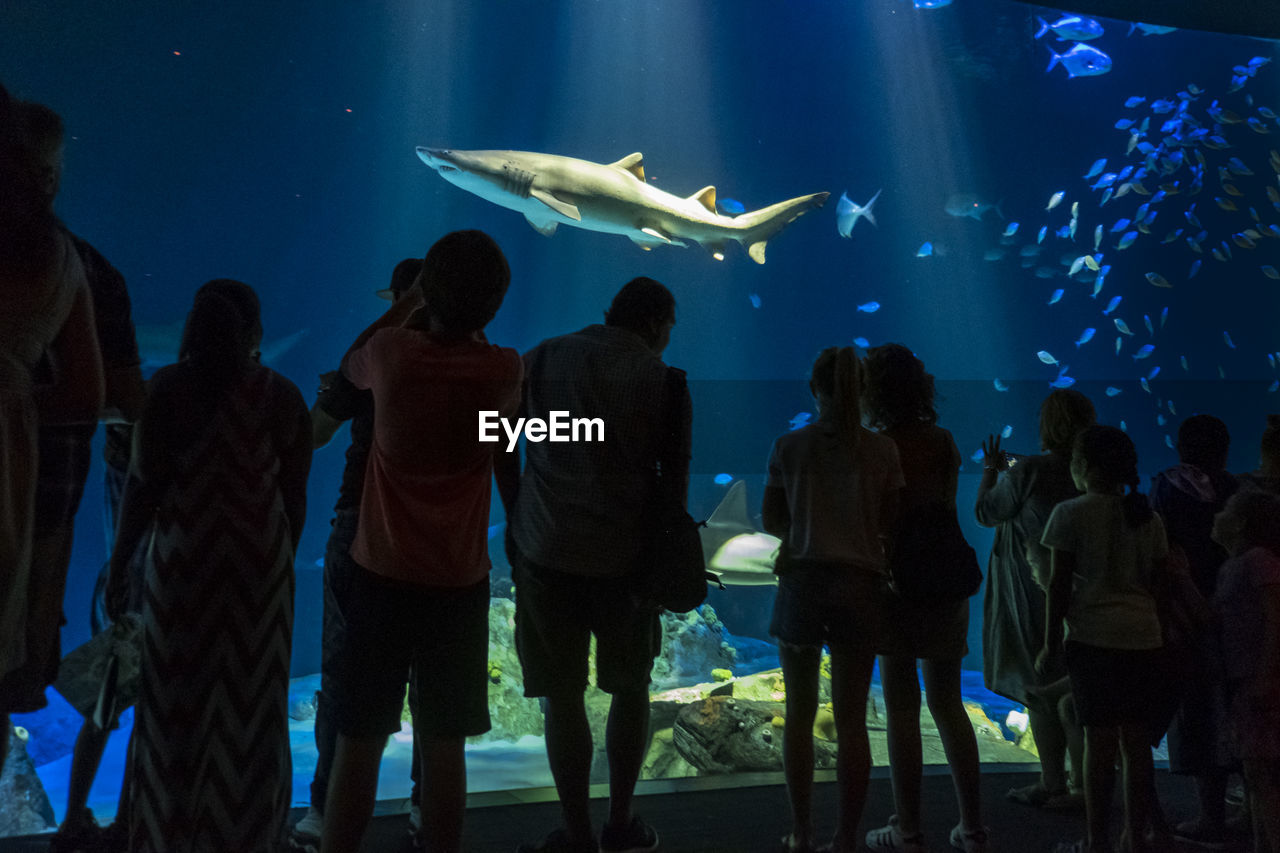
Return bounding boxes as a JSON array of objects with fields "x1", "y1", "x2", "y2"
[
  {"x1": 531, "y1": 188, "x2": 581, "y2": 221},
  {"x1": 707, "y1": 480, "x2": 754, "y2": 533},
  {"x1": 689, "y1": 186, "x2": 717, "y2": 213},
  {"x1": 611, "y1": 152, "x2": 646, "y2": 181}
]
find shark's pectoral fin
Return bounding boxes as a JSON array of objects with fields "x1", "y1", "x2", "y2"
[
  {"x1": 689, "y1": 185, "x2": 717, "y2": 213},
  {"x1": 524, "y1": 212, "x2": 559, "y2": 237},
  {"x1": 747, "y1": 241, "x2": 768, "y2": 264},
  {"x1": 640, "y1": 226, "x2": 685, "y2": 246},
  {"x1": 610, "y1": 152, "x2": 646, "y2": 181},
  {"x1": 531, "y1": 188, "x2": 581, "y2": 221}
]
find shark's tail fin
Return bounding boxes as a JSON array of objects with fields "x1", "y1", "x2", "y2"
[{"x1": 736, "y1": 191, "x2": 830, "y2": 264}]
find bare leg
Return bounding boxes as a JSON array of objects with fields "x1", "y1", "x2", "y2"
[
  {"x1": 1083, "y1": 725, "x2": 1120, "y2": 853},
  {"x1": 604, "y1": 688, "x2": 650, "y2": 831},
  {"x1": 1244, "y1": 759, "x2": 1280, "y2": 853},
  {"x1": 878, "y1": 654, "x2": 923, "y2": 835},
  {"x1": 0, "y1": 712, "x2": 9, "y2": 774},
  {"x1": 65, "y1": 718, "x2": 110, "y2": 818},
  {"x1": 540, "y1": 693, "x2": 594, "y2": 844},
  {"x1": 321, "y1": 733, "x2": 386, "y2": 853},
  {"x1": 780, "y1": 644, "x2": 821, "y2": 851},
  {"x1": 1027, "y1": 696, "x2": 1070, "y2": 795},
  {"x1": 922, "y1": 659, "x2": 983, "y2": 832},
  {"x1": 1059, "y1": 693, "x2": 1085, "y2": 791},
  {"x1": 830, "y1": 645, "x2": 876, "y2": 852},
  {"x1": 1118, "y1": 722, "x2": 1155, "y2": 853},
  {"x1": 418, "y1": 734, "x2": 466, "y2": 853}
]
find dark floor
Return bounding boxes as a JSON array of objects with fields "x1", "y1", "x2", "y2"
[{"x1": 0, "y1": 766, "x2": 1249, "y2": 852}]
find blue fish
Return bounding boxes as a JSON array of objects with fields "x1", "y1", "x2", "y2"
[
  {"x1": 1129, "y1": 22, "x2": 1176, "y2": 36},
  {"x1": 1141, "y1": 377, "x2": 1151, "y2": 393},
  {"x1": 713, "y1": 473, "x2": 733, "y2": 485},
  {"x1": 1115, "y1": 318, "x2": 1134, "y2": 335},
  {"x1": 1050, "y1": 375, "x2": 1077, "y2": 388},
  {"x1": 1143, "y1": 314, "x2": 1154, "y2": 336},
  {"x1": 1224, "y1": 331, "x2": 1237, "y2": 349},
  {"x1": 1046, "y1": 43, "x2": 1112, "y2": 78},
  {"x1": 789, "y1": 412, "x2": 812, "y2": 431},
  {"x1": 1083, "y1": 158, "x2": 1107, "y2": 179},
  {"x1": 970, "y1": 448, "x2": 986, "y2": 463},
  {"x1": 1117, "y1": 231, "x2": 1139, "y2": 250},
  {"x1": 1124, "y1": 96, "x2": 1146, "y2": 108},
  {"x1": 1188, "y1": 260, "x2": 1201, "y2": 279},
  {"x1": 1092, "y1": 173, "x2": 1119, "y2": 189},
  {"x1": 1001, "y1": 425, "x2": 1014, "y2": 438},
  {"x1": 857, "y1": 301, "x2": 881, "y2": 313},
  {"x1": 1037, "y1": 225, "x2": 1048, "y2": 244},
  {"x1": 913, "y1": 0, "x2": 952, "y2": 8},
  {"x1": 1161, "y1": 306, "x2": 1169, "y2": 328},
  {"x1": 1134, "y1": 344, "x2": 1156, "y2": 360},
  {"x1": 1110, "y1": 218, "x2": 1132, "y2": 233},
  {"x1": 1106, "y1": 386, "x2": 1123, "y2": 397},
  {"x1": 917, "y1": 242, "x2": 934, "y2": 257},
  {"x1": 1114, "y1": 119, "x2": 1135, "y2": 130},
  {"x1": 1103, "y1": 295, "x2": 1122, "y2": 315},
  {"x1": 993, "y1": 378, "x2": 1010, "y2": 392},
  {"x1": 1037, "y1": 350, "x2": 1059, "y2": 365},
  {"x1": 1148, "y1": 366, "x2": 1161, "y2": 380},
  {"x1": 1180, "y1": 355, "x2": 1189, "y2": 371},
  {"x1": 853, "y1": 336, "x2": 870, "y2": 349},
  {"x1": 1036, "y1": 14, "x2": 1104, "y2": 41},
  {"x1": 718, "y1": 198, "x2": 745, "y2": 216},
  {"x1": 1151, "y1": 99, "x2": 1178, "y2": 114},
  {"x1": 1075, "y1": 327, "x2": 1096, "y2": 347},
  {"x1": 1003, "y1": 222, "x2": 1020, "y2": 237},
  {"x1": 748, "y1": 293, "x2": 762, "y2": 308},
  {"x1": 1048, "y1": 289, "x2": 1065, "y2": 305}
]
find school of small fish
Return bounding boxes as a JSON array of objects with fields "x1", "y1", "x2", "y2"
[{"x1": 857, "y1": 16, "x2": 1278, "y2": 455}]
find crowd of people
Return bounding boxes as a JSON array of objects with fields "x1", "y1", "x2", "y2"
[{"x1": 2, "y1": 88, "x2": 1279, "y2": 853}]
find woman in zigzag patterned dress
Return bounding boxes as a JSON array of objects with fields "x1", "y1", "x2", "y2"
[{"x1": 106, "y1": 279, "x2": 311, "y2": 853}]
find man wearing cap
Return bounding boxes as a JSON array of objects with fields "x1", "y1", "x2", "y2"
[{"x1": 288, "y1": 257, "x2": 423, "y2": 853}]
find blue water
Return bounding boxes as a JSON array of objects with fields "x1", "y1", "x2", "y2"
[{"x1": 4, "y1": 0, "x2": 1278, "y2": 829}]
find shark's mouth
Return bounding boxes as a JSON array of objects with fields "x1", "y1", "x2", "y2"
[
  {"x1": 439, "y1": 165, "x2": 458, "y2": 173},
  {"x1": 501, "y1": 164, "x2": 535, "y2": 199}
]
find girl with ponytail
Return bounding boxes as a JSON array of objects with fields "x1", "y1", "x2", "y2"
[
  {"x1": 761, "y1": 346, "x2": 905, "y2": 853},
  {"x1": 1039, "y1": 425, "x2": 1171, "y2": 853}
]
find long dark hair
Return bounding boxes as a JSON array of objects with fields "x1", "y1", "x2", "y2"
[
  {"x1": 861, "y1": 343, "x2": 937, "y2": 431},
  {"x1": 1074, "y1": 425, "x2": 1153, "y2": 528},
  {"x1": 179, "y1": 279, "x2": 261, "y2": 388},
  {"x1": 810, "y1": 346, "x2": 862, "y2": 448},
  {"x1": 0, "y1": 94, "x2": 59, "y2": 281}
]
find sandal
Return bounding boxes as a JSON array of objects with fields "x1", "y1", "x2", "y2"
[
  {"x1": 865, "y1": 816, "x2": 926, "y2": 853},
  {"x1": 1006, "y1": 781, "x2": 1066, "y2": 807}
]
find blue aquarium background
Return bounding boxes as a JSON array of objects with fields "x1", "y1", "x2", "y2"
[{"x1": 3, "y1": 0, "x2": 1279, "y2": 834}]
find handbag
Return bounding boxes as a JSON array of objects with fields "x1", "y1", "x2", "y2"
[
  {"x1": 632, "y1": 367, "x2": 711, "y2": 613},
  {"x1": 888, "y1": 500, "x2": 983, "y2": 603}
]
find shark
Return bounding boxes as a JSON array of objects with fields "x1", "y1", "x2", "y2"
[
  {"x1": 417, "y1": 147, "x2": 829, "y2": 264},
  {"x1": 700, "y1": 480, "x2": 781, "y2": 587}
]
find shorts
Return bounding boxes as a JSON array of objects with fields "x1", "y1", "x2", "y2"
[
  {"x1": 878, "y1": 594, "x2": 969, "y2": 661},
  {"x1": 769, "y1": 563, "x2": 888, "y2": 653},
  {"x1": 1065, "y1": 640, "x2": 1167, "y2": 729},
  {"x1": 329, "y1": 563, "x2": 490, "y2": 739},
  {"x1": 513, "y1": 554, "x2": 661, "y2": 698}
]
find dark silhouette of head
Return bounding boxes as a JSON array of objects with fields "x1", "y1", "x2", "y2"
[
  {"x1": 1261, "y1": 414, "x2": 1280, "y2": 472},
  {"x1": 810, "y1": 346, "x2": 863, "y2": 447},
  {"x1": 180, "y1": 279, "x2": 262, "y2": 386},
  {"x1": 1218, "y1": 488, "x2": 1280, "y2": 555},
  {"x1": 1176, "y1": 414, "x2": 1230, "y2": 471},
  {"x1": 379, "y1": 257, "x2": 424, "y2": 301},
  {"x1": 861, "y1": 343, "x2": 937, "y2": 432},
  {"x1": 421, "y1": 230, "x2": 510, "y2": 333},
  {"x1": 1073, "y1": 424, "x2": 1152, "y2": 528},
  {"x1": 1040, "y1": 388, "x2": 1097, "y2": 454},
  {"x1": 604, "y1": 277, "x2": 676, "y2": 350}
]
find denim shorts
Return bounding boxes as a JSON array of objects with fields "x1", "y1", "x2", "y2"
[
  {"x1": 770, "y1": 563, "x2": 888, "y2": 653},
  {"x1": 329, "y1": 564, "x2": 490, "y2": 739}
]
